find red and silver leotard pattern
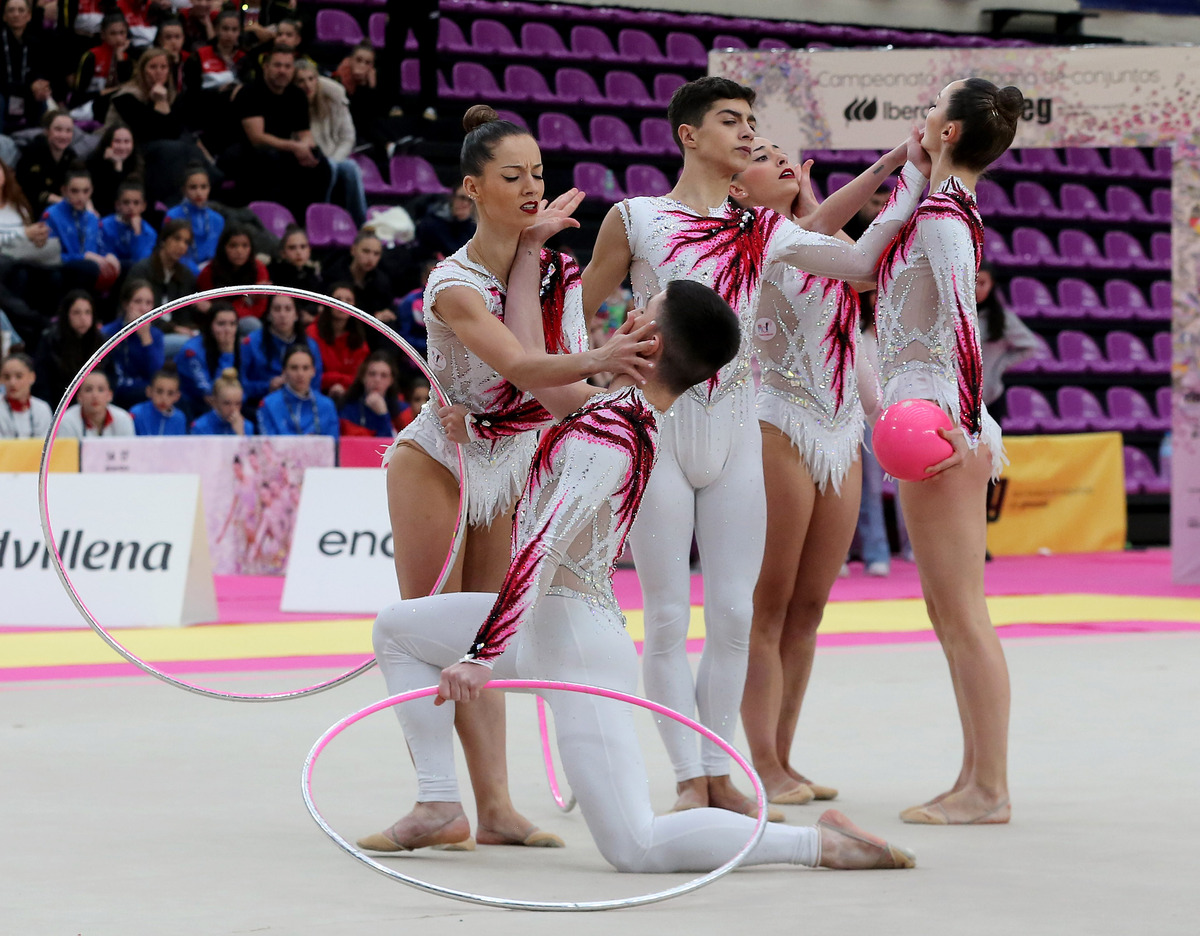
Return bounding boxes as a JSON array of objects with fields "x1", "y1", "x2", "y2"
[
  {"x1": 754, "y1": 267, "x2": 864, "y2": 494},
  {"x1": 465, "y1": 386, "x2": 660, "y2": 665},
  {"x1": 876, "y1": 176, "x2": 1006, "y2": 477},
  {"x1": 393, "y1": 246, "x2": 587, "y2": 524}
]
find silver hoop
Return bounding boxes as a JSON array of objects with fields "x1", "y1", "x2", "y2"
[{"x1": 36, "y1": 285, "x2": 468, "y2": 702}]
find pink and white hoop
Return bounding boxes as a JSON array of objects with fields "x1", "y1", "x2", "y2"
[{"x1": 537, "y1": 695, "x2": 576, "y2": 812}]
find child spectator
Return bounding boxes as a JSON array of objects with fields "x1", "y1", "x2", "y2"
[
  {"x1": 414, "y1": 186, "x2": 475, "y2": 263},
  {"x1": 87, "y1": 123, "x2": 143, "y2": 221},
  {"x1": 406, "y1": 374, "x2": 430, "y2": 413},
  {"x1": 164, "y1": 165, "x2": 222, "y2": 274},
  {"x1": 130, "y1": 362, "x2": 186, "y2": 434},
  {"x1": 16, "y1": 109, "x2": 78, "y2": 212},
  {"x1": 190, "y1": 366, "x2": 252, "y2": 435},
  {"x1": 154, "y1": 16, "x2": 189, "y2": 96},
  {"x1": 180, "y1": 0, "x2": 215, "y2": 52},
  {"x1": 306, "y1": 294, "x2": 366, "y2": 406},
  {"x1": 393, "y1": 260, "x2": 432, "y2": 356},
  {"x1": 99, "y1": 177, "x2": 156, "y2": 271},
  {"x1": 59, "y1": 369, "x2": 134, "y2": 437},
  {"x1": 98, "y1": 277, "x2": 161, "y2": 408},
  {"x1": 256, "y1": 343, "x2": 336, "y2": 439},
  {"x1": 0, "y1": 350, "x2": 52, "y2": 437},
  {"x1": 33, "y1": 290, "x2": 103, "y2": 405},
  {"x1": 70, "y1": 12, "x2": 133, "y2": 123},
  {"x1": 195, "y1": 224, "x2": 269, "y2": 322},
  {"x1": 128, "y1": 217, "x2": 196, "y2": 306},
  {"x1": 337, "y1": 349, "x2": 408, "y2": 438},
  {"x1": 42, "y1": 167, "x2": 122, "y2": 293},
  {"x1": 175, "y1": 300, "x2": 237, "y2": 413},
  {"x1": 322, "y1": 228, "x2": 396, "y2": 327},
  {"x1": 191, "y1": 7, "x2": 241, "y2": 93},
  {"x1": 267, "y1": 224, "x2": 322, "y2": 321},
  {"x1": 240, "y1": 291, "x2": 321, "y2": 408},
  {"x1": 332, "y1": 41, "x2": 382, "y2": 149}
]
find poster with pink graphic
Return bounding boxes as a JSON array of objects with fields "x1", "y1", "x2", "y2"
[{"x1": 711, "y1": 44, "x2": 1200, "y2": 582}]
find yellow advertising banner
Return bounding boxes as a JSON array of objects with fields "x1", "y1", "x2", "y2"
[
  {"x1": 987, "y1": 432, "x2": 1125, "y2": 556},
  {"x1": 0, "y1": 438, "x2": 77, "y2": 473}
]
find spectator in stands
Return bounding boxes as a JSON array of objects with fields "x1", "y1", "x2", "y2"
[
  {"x1": 415, "y1": 186, "x2": 475, "y2": 263},
  {"x1": 404, "y1": 0, "x2": 438, "y2": 121},
  {"x1": 190, "y1": 366, "x2": 252, "y2": 435},
  {"x1": 42, "y1": 166, "x2": 122, "y2": 294},
  {"x1": 128, "y1": 217, "x2": 196, "y2": 308},
  {"x1": 294, "y1": 58, "x2": 366, "y2": 226},
  {"x1": 256, "y1": 342, "x2": 336, "y2": 439},
  {"x1": 70, "y1": 12, "x2": 133, "y2": 123},
  {"x1": 306, "y1": 295, "x2": 367, "y2": 406},
  {"x1": 338, "y1": 349, "x2": 410, "y2": 437},
  {"x1": 0, "y1": 0, "x2": 55, "y2": 134},
  {"x1": 406, "y1": 373, "x2": 429, "y2": 413},
  {"x1": 240, "y1": 291, "x2": 321, "y2": 407},
  {"x1": 196, "y1": 224, "x2": 269, "y2": 323},
  {"x1": 58, "y1": 368, "x2": 135, "y2": 437},
  {"x1": 333, "y1": 41, "x2": 383, "y2": 150},
  {"x1": 976, "y1": 260, "x2": 1038, "y2": 424},
  {"x1": 164, "y1": 165, "x2": 222, "y2": 275},
  {"x1": 242, "y1": 16, "x2": 310, "y2": 85},
  {"x1": 323, "y1": 228, "x2": 395, "y2": 327},
  {"x1": 32, "y1": 290, "x2": 102, "y2": 405},
  {"x1": 0, "y1": 155, "x2": 55, "y2": 345},
  {"x1": 86, "y1": 123, "x2": 142, "y2": 221},
  {"x1": 99, "y1": 177, "x2": 156, "y2": 272},
  {"x1": 175, "y1": 300, "x2": 236, "y2": 414},
  {"x1": 392, "y1": 259, "x2": 431, "y2": 356},
  {"x1": 130, "y1": 361, "x2": 186, "y2": 434},
  {"x1": 118, "y1": 0, "x2": 169, "y2": 49},
  {"x1": 16, "y1": 109, "x2": 78, "y2": 212},
  {"x1": 99, "y1": 276, "x2": 160, "y2": 408},
  {"x1": 267, "y1": 223, "x2": 322, "y2": 320},
  {"x1": 852, "y1": 293, "x2": 893, "y2": 577},
  {"x1": 180, "y1": 0, "x2": 215, "y2": 52},
  {"x1": 234, "y1": 44, "x2": 329, "y2": 222},
  {"x1": 187, "y1": 7, "x2": 243, "y2": 153},
  {"x1": 154, "y1": 15, "x2": 189, "y2": 96},
  {"x1": 0, "y1": 349, "x2": 52, "y2": 436}
]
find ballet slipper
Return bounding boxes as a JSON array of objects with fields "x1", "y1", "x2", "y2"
[
  {"x1": 356, "y1": 814, "x2": 476, "y2": 853},
  {"x1": 901, "y1": 799, "x2": 1010, "y2": 826},
  {"x1": 806, "y1": 783, "x2": 839, "y2": 801},
  {"x1": 475, "y1": 825, "x2": 565, "y2": 848},
  {"x1": 768, "y1": 784, "x2": 815, "y2": 806},
  {"x1": 817, "y1": 809, "x2": 916, "y2": 870}
]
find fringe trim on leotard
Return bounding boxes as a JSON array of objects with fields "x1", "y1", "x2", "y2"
[{"x1": 756, "y1": 391, "x2": 865, "y2": 496}]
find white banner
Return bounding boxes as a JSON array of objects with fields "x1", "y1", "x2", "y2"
[
  {"x1": 0, "y1": 473, "x2": 216, "y2": 628},
  {"x1": 281, "y1": 468, "x2": 401, "y2": 614}
]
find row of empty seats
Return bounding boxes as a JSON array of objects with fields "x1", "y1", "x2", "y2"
[
  {"x1": 430, "y1": 61, "x2": 688, "y2": 109},
  {"x1": 1006, "y1": 277, "x2": 1171, "y2": 321},
  {"x1": 975, "y1": 180, "x2": 1170, "y2": 223},
  {"x1": 990, "y1": 147, "x2": 1170, "y2": 181},
  {"x1": 1003, "y1": 386, "x2": 1171, "y2": 434},
  {"x1": 985, "y1": 228, "x2": 1170, "y2": 271},
  {"x1": 314, "y1": 9, "x2": 388, "y2": 47},
  {"x1": 573, "y1": 162, "x2": 672, "y2": 200},
  {"x1": 538, "y1": 113, "x2": 677, "y2": 156},
  {"x1": 1124, "y1": 446, "x2": 1172, "y2": 495},
  {"x1": 1010, "y1": 330, "x2": 1171, "y2": 376}
]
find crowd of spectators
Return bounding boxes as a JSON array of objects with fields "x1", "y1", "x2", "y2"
[{"x1": 0, "y1": 0, "x2": 470, "y2": 444}]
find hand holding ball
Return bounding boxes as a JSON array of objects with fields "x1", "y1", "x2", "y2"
[{"x1": 873, "y1": 400, "x2": 955, "y2": 482}]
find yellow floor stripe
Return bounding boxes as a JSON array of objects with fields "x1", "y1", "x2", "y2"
[{"x1": 3, "y1": 594, "x2": 1197, "y2": 669}]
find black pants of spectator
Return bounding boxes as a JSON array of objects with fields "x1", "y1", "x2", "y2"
[
  {"x1": 0, "y1": 257, "x2": 51, "y2": 349},
  {"x1": 235, "y1": 146, "x2": 332, "y2": 225},
  {"x1": 409, "y1": 0, "x2": 440, "y2": 113}
]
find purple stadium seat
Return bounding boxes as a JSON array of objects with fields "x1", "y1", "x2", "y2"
[
  {"x1": 989, "y1": 150, "x2": 1022, "y2": 173},
  {"x1": 537, "y1": 112, "x2": 591, "y2": 152},
  {"x1": 974, "y1": 179, "x2": 1017, "y2": 217},
  {"x1": 1147, "y1": 281, "x2": 1172, "y2": 320},
  {"x1": 1102, "y1": 279, "x2": 1149, "y2": 319},
  {"x1": 758, "y1": 37, "x2": 790, "y2": 49},
  {"x1": 1020, "y1": 149, "x2": 1066, "y2": 173},
  {"x1": 1104, "y1": 331, "x2": 1154, "y2": 374},
  {"x1": 574, "y1": 162, "x2": 627, "y2": 202},
  {"x1": 1106, "y1": 386, "x2": 1156, "y2": 431},
  {"x1": 1058, "y1": 229, "x2": 1111, "y2": 269},
  {"x1": 401, "y1": 59, "x2": 418, "y2": 94},
  {"x1": 590, "y1": 114, "x2": 641, "y2": 154},
  {"x1": 1103, "y1": 230, "x2": 1152, "y2": 270},
  {"x1": 618, "y1": 28, "x2": 666, "y2": 64},
  {"x1": 1012, "y1": 180, "x2": 1058, "y2": 218},
  {"x1": 368, "y1": 14, "x2": 386, "y2": 48},
  {"x1": 1151, "y1": 386, "x2": 1172, "y2": 432},
  {"x1": 666, "y1": 31, "x2": 708, "y2": 66},
  {"x1": 1002, "y1": 386, "x2": 1058, "y2": 433},
  {"x1": 1007, "y1": 331, "x2": 1055, "y2": 373},
  {"x1": 316, "y1": 9, "x2": 363, "y2": 44},
  {"x1": 248, "y1": 201, "x2": 295, "y2": 240},
  {"x1": 571, "y1": 25, "x2": 621, "y2": 61},
  {"x1": 1110, "y1": 148, "x2": 1155, "y2": 178},
  {"x1": 1056, "y1": 278, "x2": 1104, "y2": 319},
  {"x1": 1153, "y1": 147, "x2": 1172, "y2": 178},
  {"x1": 1151, "y1": 188, "x2": 1171, "y2": 221},
  {"x1": 521, "y1": 22, "x2": 571, "y2": 59},
  {"x1": 472, "y1": 19, "x2": 519, "y2": 55},
  {"x1": 640, "y1": 117, "x2": 677, "y2": 155},
  {"x1": 555, "y1": 68, "x2": 606, "y2": 105},
  {"x1": 389, "y1": 155, "x2": 449, "y2": 195},
  {"x1": 505, "y1": 64, "x2": 557, "y2": 103},
  {"x1": 712, "y1": 33, "x2": 749, "y2": 49},
  {"x1": 351, "y1": 154, "x2": 392, "y2": 196},
  {"x1": 626, "y1": 164, "x2": 672, "y2": 197},
  {"x1": 1057, "y1": 183, "x2": 1106, "y2": 222},
  {"x1": 1056, "y1": 386, "x2": 1107, "y2": 432},
  {"x1": 1152, "y1": 332, "x2": 1173, "y2": 372},
  {"x1": 438, "y1": 18, "x2": 470, "y2": 54},
  {"x1": 983, "y1": 228, "x2": 1017, "y2": 265},
  {"x1": 1007, "y1": 276, "x2": 1058, "y2": 318},
  {"x1": 605, "y1": 70, "x2": 653, "y2": 107},
  {"x1": 1011, "y1": 227, "x2": 1059, "y2": 266},
  {"x1": 444, "y1": 62, "x2": 508, "y2": 101},
  {"x1": 306, "y1": 203, "x2": 357, "y2": 249},
  {"x1": 653, "y1": 73, "x2": 687, "y2": 104},
  {"x1": 1049, "y1": 329, "x2": 1105, "y2": 373},
  {"x1": 1149, "y1": 232, "x2": 1171, "y2": 270},
  {"x1": 1105, "y1": 185, "x2": 1151, "y2": 223},
  {"x1": 1124, "y1": 446, "x2": 1166, "y2": 495},
  {"x1": 495, "y1": 109, "x2": 528, "y2": 129},
  {"x1": 1063, "y1": 147, "x2": 1115, "y2": 177},
  {"x1": 825, "y1": 172, "x2": 855, "y2": 194}
]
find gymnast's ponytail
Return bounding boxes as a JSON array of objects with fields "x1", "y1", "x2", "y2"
[{"x1": 460, "y1": 104, "x2": 529, "y2": 177}]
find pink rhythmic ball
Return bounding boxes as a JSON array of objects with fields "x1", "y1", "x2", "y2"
[{"x1": 873, "y1": 399, "x2": 955, "y2": 482}]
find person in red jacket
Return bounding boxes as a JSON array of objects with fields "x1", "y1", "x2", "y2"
[
  {"x1": 195, "y1": 224, "x2": 270, "y2": 322},
  {"x1": 306, "y1": 290, "x2": 367, "y2": 406}
]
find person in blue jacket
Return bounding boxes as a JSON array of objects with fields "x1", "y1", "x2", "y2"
[
  {"x1": 338, "y1": 349, "x2": 409, "y2": 438},
  {"x1": 239, "y1": 292, "x2": 322, "y2": 409},
  {"x1": 99, "y1": 278, "x2": 164, "y2": 410},
  {"x1": 257, "y1": 344, "x2": 338, "y2": 440},
  {"x1": 165, "y1": 165, "x2": 224, "y2": 274},
  {"x1": 191, "y1": 368, "x2": 255, "y2": 436},
  {"x1": 175, "y1": 302, "x2": 239, "y2": 414},
  {"x1": 99, "y1": 179, "x2": 157, "y2": 273},
  {"x1": 130, "y1": 365, "x2": 188, "y2": 435},
  {"x1": 42, "y1": 167, "x2": 121, "y2": 293}
]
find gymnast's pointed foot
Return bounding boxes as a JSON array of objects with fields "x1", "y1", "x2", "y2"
[
  {"x1": 475, "y1": 808, "x2": 564, "y2": 847},
  {"x1": 356, "y1": 802, "x2": 475, "y2": 852},
  {"x1": 817, "y1": 809, "x2": 916, "y2": 869},
  {"x1": 901, "y1": 788, "x2": 1010, "y2": 825}
]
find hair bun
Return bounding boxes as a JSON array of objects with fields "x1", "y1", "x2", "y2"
[
  {"x1": 463, "y1": 104, "x2": 500, "y2": 133},
  {"x1": 220, "y1": 367, "x2": 239, "y2": 380},
  {"x1": 996, "y1": 86, "x2": 1024, "y2": 123}
]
